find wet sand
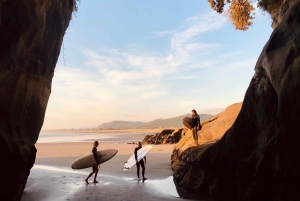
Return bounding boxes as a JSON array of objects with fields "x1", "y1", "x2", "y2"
[{"x1": 22, "y1": 140, "x2": 180, "y2": 201}]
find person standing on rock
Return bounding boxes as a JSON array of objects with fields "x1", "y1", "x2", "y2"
[
  {"x1": 135, "y1": 141, "x2": 147, "y2": 181},
  {"x1": 85, "y1": 141, "x2": 100, "y2": 184},
  {"x1": 192, "y1": 109, "x2": 201, "y2": 145}
]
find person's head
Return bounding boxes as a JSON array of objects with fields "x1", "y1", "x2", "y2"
[
  {"x1": 93, "y1": 141, "x2": 99, "y2": 147},
  {"x1": 192, "y1": 109, "x2": 198, "y2": 117},
  {"x1": 136, "y1": 141, "x2": 142, "y2": 148}
]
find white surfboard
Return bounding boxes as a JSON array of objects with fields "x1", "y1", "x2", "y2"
[
  {"x1": 123, "y1": 145, "x2": 152, "y2": 171},
  {"x1": 71, "y1": 149, "x2": 118, "y2": 169}
]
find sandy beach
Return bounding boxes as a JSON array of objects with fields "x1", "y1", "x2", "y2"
[{"x1": 21, "y1": 132, "x2": 181, "y2": 201}]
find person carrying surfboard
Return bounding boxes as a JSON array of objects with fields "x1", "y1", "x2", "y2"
[
  {"x1": 192, "y1": 109, "x2": 201, "y2": 145},
  {"x1": 85, "y1": 141, "x2": 100, "y2": 184},
  {"x1": 135, "y1": 142, "x2": 147, "y2": 181}
]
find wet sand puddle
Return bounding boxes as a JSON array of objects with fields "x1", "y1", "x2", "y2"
[
  {"x1": 147, "y1": 177, "x2": 216, "y2": 201},
  {"x1": 32, "y1": 164, "x2": 120, "y2": 182},
  {"x1": 26, "y1": 165, "x2": 184, "y2": 200},
  {"x1": 147, "y1": 176, "x2": 180, "y2": 198}
]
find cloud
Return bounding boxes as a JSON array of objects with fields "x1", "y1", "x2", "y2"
[
  {"x1": 223, "y1": 58, "x2": 257, "y2": 70},
  {"x1": 44, "y1": 11, "x2": 231, "y2": 129},
  {"x1": 218, "y1": 52, "x2": 240, "y2": 59},
  {"x1": 186, "y1": 16, "x2": 198, "y2": 22},
  {"x1": 82, "y1": 11, "x2": 226, "y2": 94},
  {"x1": 167, "y1": 75, "x2": 197, "y2": 80},
  {"x1": 153, "y1": 30, "x2": 174, "y2": 37},
  {"x1": 202, "y1": 107, "x2": 225, "y2": 115},
  {"x1": 171, "y1": 12, "x2": 225, "y2": 51}
]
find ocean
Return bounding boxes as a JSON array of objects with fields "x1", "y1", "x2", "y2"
[{"x1": 37, "y1": 132, "x2": 150, "y2": 143}]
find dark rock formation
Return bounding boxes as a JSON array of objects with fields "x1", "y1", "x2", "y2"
[
  {"x1": 0, "y1": 1, "x2": 74, "y2": 200},
  {"x1": 142, "y1": 129, "x2": 184, "y2": 144},
  {"x1": 172, "y1": 1, "x2": 300, "y2": 200},
  {"x1": 271, "y1": 0, "x2": 295, "y2": 29},
  {"x1": 163, "y1": 129, "x2": 183, "y2": 144}
]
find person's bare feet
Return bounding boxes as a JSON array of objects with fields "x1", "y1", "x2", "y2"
[
  {"x1": 85, "y1": 179, "x2": 89, "y2": 184},
  {"x1": 137, "y1": 178, "x2": 141, "y2": 181},
  {"x1": 93, "y1": 180, "x2": 99, "y2": 183}
]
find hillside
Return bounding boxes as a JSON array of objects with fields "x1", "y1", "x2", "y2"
[
  {"x1": 95, "y1": 114, "x2": 214, "y2": 130},
  {"x1": 138, "y1": 114, "x2": 214, "y2": 129},
  {"x1": 95, "y1": 121, "x2": 145, "y2": 130}
]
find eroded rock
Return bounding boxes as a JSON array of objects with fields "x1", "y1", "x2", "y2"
[
  {"x1": 143, "y1": 129, "x2": 185, "y2": 144},
  {"x1": 173, "y1": 1, "x2": 300, "y2": 200},
  {"x1": 171, "y1": 103, "x2": 241, "y2": 173},
  {"x1": 0, "y1": 1, "x2": 74, "y2": 200}
]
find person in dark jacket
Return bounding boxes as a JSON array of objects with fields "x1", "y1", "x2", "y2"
[
  {"x1": 85, "y1": 141, "x2": 100, "y2": 184},
  {"x1": 192, "y1": 109, "x2": 201, "y2": 145},
  {"x1": 135, "y1": 141, "x2": 147, "y2": 181}
]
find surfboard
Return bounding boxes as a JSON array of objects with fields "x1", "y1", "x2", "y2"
[
  {"x1": 123, "y1": 145, "x2": 152, "y2": 171},
  {"x1": 71, "y1": 149, "x2": 118, "y2": 169},
  {"x1": 183, "y1": 117, "x2": 193, "y2": 129}
]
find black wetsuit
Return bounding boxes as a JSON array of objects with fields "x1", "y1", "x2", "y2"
[
  {"x1": 135, "y1": 147, "x2": 146, "y2": 179},
  {"x1": 92, "y1": 147, "x2": 98, "y2": 164},
  {"x1": 192, "y1": 115, "x2": 200, "y2": 142}
]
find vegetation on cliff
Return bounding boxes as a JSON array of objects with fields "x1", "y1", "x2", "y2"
[{"x1": 207, "y1": 0, "x2": 284, "y2": 30}]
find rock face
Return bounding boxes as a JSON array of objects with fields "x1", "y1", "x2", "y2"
[
  {"x1": 0, "y1": 1, "x2": 73, "y2": 200},
  {"x1": 143, "y1": 129, "x2": 183, "y2": 144},
  {"x1": 172, "y1": 1, "x2": 300, "y2": 200},
  {"x1": 271, "y1": 0, "x2": 295, "y2": 29},
  {"x1": 142, "y1": 105, "x2": 241, "y2": 146},
  {"x1": 171, "y1": 103, "x2": 242, "y2": 174}
]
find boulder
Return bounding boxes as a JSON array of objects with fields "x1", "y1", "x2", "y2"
[
  {"x1": 160, "y1": 129, "x2": 175, "y2": 135},
  {"x1": 142, "y1": 134, "x2": 155, "y2": 144},
  {"x1": 162, "y1": 129, "x2": 182, "y2": 144},
  {"x1": 172, "y1": 1, "x2": 300, "y2": 200},
  {"x1": 0, "y1": 1, "x2": 73, "y2": 200},
  {"x1": 142, "y1": 129, "x2": 184, "y2": 145}
]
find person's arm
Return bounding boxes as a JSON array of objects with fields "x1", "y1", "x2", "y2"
[
  {"x1": 144, "y1": 156, "x2": 146, "y2": 164},
  {"x1": 134, "y1": 148, "x2": 138, "y2": 163},
  {"x1": 197, "y1": 116, "x2": 201, "y2": 130},
  {"x1": 92, "y1": 147, "x2": 98, "y2": 164}
]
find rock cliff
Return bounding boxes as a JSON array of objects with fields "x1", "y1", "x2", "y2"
[
  {"x1": 171, "y1": 103, "x2": 242, "y2": 173},
  {"x1": 0, "y1": 1, "x2": 74, "y2": 200},
  {"x1": 172, "y1": 1, "x2": 300, "y2": 200}
]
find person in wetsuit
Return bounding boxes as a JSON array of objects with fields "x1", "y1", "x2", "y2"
[
  {"x1": 85, "y1": 141, "x2": 100, "y2": 184},
  {"x1": 135, "y1": 141, "x2": 147, "y2": 181},
  {"x1": 192, "y1": 109, "x2": 201, "y2": 145}
]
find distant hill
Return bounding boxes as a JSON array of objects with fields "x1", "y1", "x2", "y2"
[
  {"x1": 95, "y1": 121, "x2": 145, "y2": 130},
  {"x1": 95, "y1": 114, "x2": 214, "y2": 130},
  {"x1": 138, "y1": 114, "x2": 214, "y2": 129}
]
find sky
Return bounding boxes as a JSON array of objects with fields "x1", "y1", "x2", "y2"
[{"x1": 42, "y1": 0, "x2": 273, "y2": 130}]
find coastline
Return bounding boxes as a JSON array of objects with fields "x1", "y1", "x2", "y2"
[
  {"x1": 40, "y1": 128, "x2": 179, "y2": 134},
  {"x1": 22, "y1": 133, "x2": 181, "y2": 200}
]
